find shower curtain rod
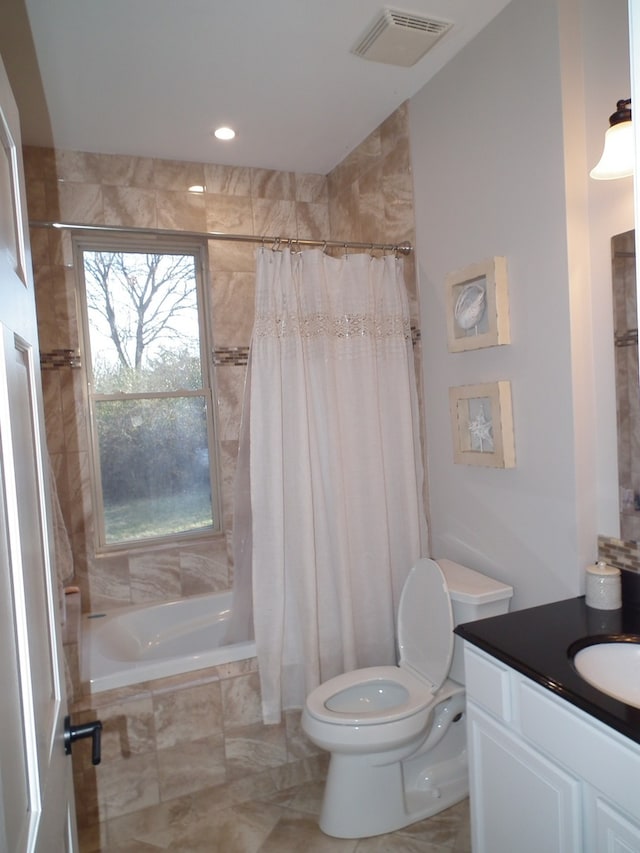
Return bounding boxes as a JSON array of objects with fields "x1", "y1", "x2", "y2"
[{"x1": 29, "y1": 221, "x2": 413, "y2": 256}]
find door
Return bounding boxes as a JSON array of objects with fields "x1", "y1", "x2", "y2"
[{"x1": 0, "y1": 56, "x2": 78, "y2": 852}]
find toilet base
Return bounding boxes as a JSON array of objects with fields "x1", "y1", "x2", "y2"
[
  {"x1": 318, "y1": 707, "x2": 468, "y2": 839},
  {"x1": 404, "y1": 752, "x2": 468, "y2": 821}
]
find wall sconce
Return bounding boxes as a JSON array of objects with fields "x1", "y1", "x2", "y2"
[{"x1": 590, "y1": 98, "x2": 633, "y2": 180}]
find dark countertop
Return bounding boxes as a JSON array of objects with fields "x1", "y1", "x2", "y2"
[{"x1": 454, "y1": 596, "x2": 640, "y2": 746}]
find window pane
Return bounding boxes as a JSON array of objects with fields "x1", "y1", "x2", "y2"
[
  {"x1": 83, "y1": 250, "x2": 202, "y2": 393},
  {"x1": 95, "y1": 396, "x2": 213, "y2": 544}
]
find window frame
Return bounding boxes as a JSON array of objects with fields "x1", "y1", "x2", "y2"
[{"x1": 73, "y1": 231, "x2": 223, "y2": 553}]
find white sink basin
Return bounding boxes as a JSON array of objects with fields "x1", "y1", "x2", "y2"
[{"x1": 573, "y1": 641, "x2": 640, "y2": 708}]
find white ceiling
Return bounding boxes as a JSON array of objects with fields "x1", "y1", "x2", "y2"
[{"x1": 15, "y1": 0, "x2": 511, "y2": 175}]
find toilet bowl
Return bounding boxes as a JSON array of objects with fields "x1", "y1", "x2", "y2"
[{"x1": 301, "y1": 557, "x2": 513, "y2": 839}]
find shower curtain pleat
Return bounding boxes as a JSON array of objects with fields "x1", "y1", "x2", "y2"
[{"x1": 244, "y1": 247, "x2": 427, "y2": 724}]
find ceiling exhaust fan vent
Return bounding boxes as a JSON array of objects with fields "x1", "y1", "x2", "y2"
[{"x1": 352, "y1": 9, "x2": 453, "y2": 67}]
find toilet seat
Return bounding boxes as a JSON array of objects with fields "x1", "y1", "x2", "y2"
[
  {"x1": 304, "y1": 560, "x2": 455, "y2": 728},
  {"x1": 304, "y1": 664, "x2": 434, "y2": 726},
  {"x1": 397, "y1": 558, "x2": 454, "y2": 692}
]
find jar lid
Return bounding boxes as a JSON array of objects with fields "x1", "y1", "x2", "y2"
[{"x1": 586, "y1": 561, "x2": 620, "y2": 578}]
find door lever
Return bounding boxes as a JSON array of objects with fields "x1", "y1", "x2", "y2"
[{"x1": 64, "y1": 714, "x2": 102, "y2": 765}]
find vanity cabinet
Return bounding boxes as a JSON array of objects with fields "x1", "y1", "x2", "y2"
[{"x1": 463, "y1": 643, "x2": 640, "y2": 853}]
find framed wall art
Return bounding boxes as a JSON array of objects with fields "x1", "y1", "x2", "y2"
[
  {"x1": 445, "y1": 257, "x2": 510, "y2": 352},
  {"x1": 449, "y1": 381, "x2": 516, "y2": 468}
]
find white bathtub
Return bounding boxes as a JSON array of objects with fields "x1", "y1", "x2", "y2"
[{"x1": 81, "y1": 591, "x2": 256, "y2": 693}]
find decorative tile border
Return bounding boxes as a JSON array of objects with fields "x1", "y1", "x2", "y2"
[
  {"x1": 598, "y1": 534, "x2": 640, "y2": 573},
  {"x1": 40, "y1": 349, "x2": 82, "y2": 369},
  {"x1": 42, "y1": 334, "x2": 421, "y2": 373},
  {"x1": 614, "y1": 328, "x2": 638, "y2": 348},
  {"x1": 213, "y1": 346, "x2": 249, "y2": 366},
  {"x1": 40, "y1": 348, "x2": 252, "y2": 369}
]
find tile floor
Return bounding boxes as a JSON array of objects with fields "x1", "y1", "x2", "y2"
[{"x1": 79, "y1": 779, "x2": 471, "y2": 852}]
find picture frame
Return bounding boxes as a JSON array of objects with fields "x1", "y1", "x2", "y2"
[
  {"x1": 445, "y1": 257, "x2": 510, "y2": 352},
  {"x1": 449, "y1": 381, "x2": 515, "y2": 468}
]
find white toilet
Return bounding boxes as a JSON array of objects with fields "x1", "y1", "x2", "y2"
[{"x1": 301, "y1": 557, "x2": 513, "y2": 839}]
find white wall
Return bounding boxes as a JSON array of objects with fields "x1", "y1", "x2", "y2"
[{"x1": 409, "y1": 0, "x2": 633, "y2": 609}]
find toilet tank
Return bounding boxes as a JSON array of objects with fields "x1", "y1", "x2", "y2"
[{"x1": 437, "y1": 558, "x2": 513, "y2": 684}]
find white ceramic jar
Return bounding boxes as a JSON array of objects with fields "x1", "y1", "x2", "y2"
[{"x1": 585, "y1": 561, "x2": 622, "y2": 610}]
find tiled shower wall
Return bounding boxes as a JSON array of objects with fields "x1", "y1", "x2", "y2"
[
  {"x1": 326, "y1": 103, "x2": 426, "y2": 515},
  {"x1": 23, "y1": 103, "x2": 422, "y2": 838},
  {"x1": 69, "y1": 655, "x2": 328, "y2": 848},
  {"x1": 24, "y1": 100, "x2": 420, "y2": 618},
  {"x1": 327, "y1": 103, "x2": 417, "y2": 304},
  {"x1": 25, "y1": 148, "x2": 331, "y2": 611}
]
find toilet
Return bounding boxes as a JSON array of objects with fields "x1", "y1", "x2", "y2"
[{"x1": 301, "y1": 557, "x2": 513, "y2": 839}]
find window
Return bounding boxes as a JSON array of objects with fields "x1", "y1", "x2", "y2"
[{"x1": 74, "y1": 234, "x2": 221, "y2": 550}]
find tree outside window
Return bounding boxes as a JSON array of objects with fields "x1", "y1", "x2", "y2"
[{"x1": 76, "y1": 237, "x2": 220, "y2": 548}]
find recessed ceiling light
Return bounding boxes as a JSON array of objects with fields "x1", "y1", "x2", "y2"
[
  {"x1": 214, "y1": 126, "x2": 236, "y2": 141},
  {"x1": 188, "y1": 185, "x2": 205, "y2": 193}
]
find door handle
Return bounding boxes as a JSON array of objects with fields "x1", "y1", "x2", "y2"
[{"x1": 63, "y1": 714, "x2": 103, "y2": 765}]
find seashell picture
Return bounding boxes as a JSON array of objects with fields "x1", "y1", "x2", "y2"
[
  {"x1": 445, "y1": 257, "x2": 510, "y2": 352},
  {"x1": 454, "y1": 280, "x2": 487, "y2": 333}
]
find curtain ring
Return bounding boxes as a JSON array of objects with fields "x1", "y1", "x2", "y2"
[{"x1": 272, "y1": 237, "x2": 281, "y2": 252}]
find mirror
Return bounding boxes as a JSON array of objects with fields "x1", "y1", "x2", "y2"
[{"x1": 612, "y1": 229, "x2": 639, "y2": 540}]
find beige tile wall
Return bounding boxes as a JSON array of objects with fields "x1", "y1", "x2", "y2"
[
  {"x1": 327, "y1": 102, "x2": 427, "y2": 522},
  {"x1": 25, "y1": 149, "x2": 332, "y2": 612},
  {"x1": 327, "y1": 103, "x2": 417, "y2": 309},
  {"x1": 70, "y1": 660, "x2": 327, "y2": 850},
  {"x1": 24, "y1": 102, "x2": 420, "y2": 838},
  {"x1": 24, "y1": 100, "x2": 419, "y2": 616}
]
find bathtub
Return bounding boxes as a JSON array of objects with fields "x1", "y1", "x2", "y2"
[{"x1": 81, "y1": 591, "x2": 256, "y2": 693}]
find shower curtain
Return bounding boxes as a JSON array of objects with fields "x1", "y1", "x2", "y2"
[{"x1": 243, "y1": 247, "x2": 427, "y2": 724}]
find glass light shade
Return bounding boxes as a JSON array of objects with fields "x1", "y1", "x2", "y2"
[
  {"x1": 590, "y1": 120, "x2": 634, "y2": 180},
  {"x1": 214, "y1": 126, "x2": 236, "y2": 141}
]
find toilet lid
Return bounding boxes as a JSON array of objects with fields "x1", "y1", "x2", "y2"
[{"x1": 397, "y1": 558, "x2": 454, "y2": 692}]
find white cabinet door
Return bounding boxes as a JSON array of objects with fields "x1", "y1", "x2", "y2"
[
  {"x1": 585, "y1": 789, "x2": 640, "y2": 853},
  {"x1": 0, "y1": 55, "x2": 78, "y2": 852},
  {"x1": 467, "y1": 702, "x2": 583, "y2": 853}
]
